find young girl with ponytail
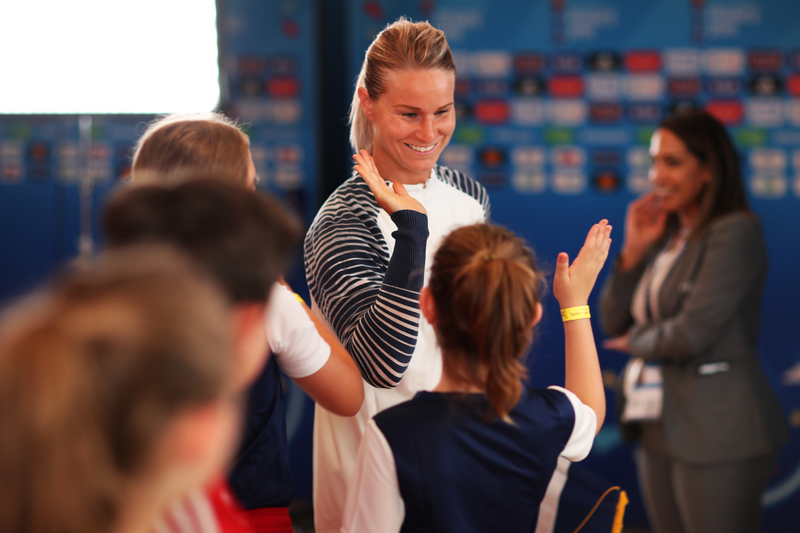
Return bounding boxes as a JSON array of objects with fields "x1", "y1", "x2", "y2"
[{"x1": 340, "y1": 220, "x2": 612, "y2": 533}]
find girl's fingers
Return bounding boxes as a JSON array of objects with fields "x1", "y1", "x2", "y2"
[
  {"x1": 592, "y1": 221, "x2": 606, "y2": 249},
  {"x1": 582, "y1": 223, "x2": 599, "y2": 250},
  {"x1": 360, "y1": 150, "x2": 378, "y2": 175},
  {"x1": 354, "y1": 151, "x2": 378, "y2": 177},
  {"x1": 555, "y1": 252, "x2": 570, "y2": 283},
  {"x1": 598, "y1": 223, "x2": 611, "y2": 254},
  {"x1": 356, "y1": 150, "x2": 368, "y2": 169}
]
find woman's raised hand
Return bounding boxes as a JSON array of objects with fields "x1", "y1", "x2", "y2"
[
  {"x1": 619, "y1": 192, "x2": 667, "y2": 270},
  {"x1": 554, "y1": 220, "x2": 613, "y2": 309},
  {"x1": 354, "y1": 150, "x2": 427, "y2": 215}
]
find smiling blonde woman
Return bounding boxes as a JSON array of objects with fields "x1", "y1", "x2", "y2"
[{"x1": 304, "y1": 17, "x2": 490, "y2": 533}]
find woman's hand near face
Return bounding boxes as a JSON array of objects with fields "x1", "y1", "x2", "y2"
[
  {"x1": 354, "y1": 150, "x2": 427, "y2": 215},
  {"x1": 619, "y1": 193, "x2": 667, "y2": 271}
]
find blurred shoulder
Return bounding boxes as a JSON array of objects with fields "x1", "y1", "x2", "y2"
[{"x1": 707, "y1": 211, "x2": 762, "y2": 242}]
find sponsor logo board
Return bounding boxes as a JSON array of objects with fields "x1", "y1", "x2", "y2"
[
  {"x1": 592, "y1": 150, "x2": 622, "y2": 166},
  {"x1": 479, "y1": 147, "x2": 506, "y2": 167},
  {"x1": 746, "y1": 100, "x2": 784, "y2": 127},
  {"x1": 786, "y1": 101, "x2": 800, "y2": 126},
  {"x1": 748, "y1": 50, "x2": 783, "y2": 72},
  {"x1": 706, "y1": 78, "x2": 742, "y2": 97},
  {"x1": 551, "y1": 53, "x2": 583, "y2": 73},
  {"x1": 588, "y1": 51, "x2": 620, "y2": 71},
  {"x1": 590, "y1": 103, "x2": 623, "y2": 123},
  {"x1": 626, "y1": 75, "x2": 665, "y2": 100},
  {"x1": 706, "y1": 101, "x2": 743, "y2": 125},
  {"x1": 551, "y1": 146, "x2": 585, "y2": 167},
  {"x1": 628, "y1": 147, "x2": 650, "y2": 168},
  {"x1": 441, "y1": 145, "x2": 474, "y2": 168},
  {"x1": 704, "y1": 49, "x2": 746, "y2": 76},
  {"x1": 593, "y1": 171, "x2": 621, "y2": 192},
  {"x1": 668, "y1": 78, "x2": 701, "y2": 96},
  {"x1": 512, "y1": 171, "x2": 547, "y2": 193},
  {"x1": 788, "y1": 75, "x2": 800, "y2": 97},
  {"x1": 749, "y1": 148, "x2": 787, "y2": 170},
  {"x1": 549, "y1": 76, "x2": 583, "y2": 98},
  {"x1": 276, "y1": 145, "x2": 303, "y2": 164},
  {"x1": 548, "y1": 100, "x2": 588, "y2": 126},
  {"x1": 275, "y1": 167, "x2": 303, "y2": 190},
  {"x1": 628, "y1": 171, "x2": 651, "y2": 194},
  {"x1": 474, "y1": 100, "x2": 510, "y2": 124},
  {"x1": 477, "y1": 80, "x2": 509, "y2": 96},
  {"x1": 272, "y1": 100, "x2": 302, "y2": 124},
  {"x1": 664, "y1": 48, "x2": 701, "y2": 75},
  {"x1": 749, "y1": 75, "x2": 782, "y2": 97},
  {"x1": 628, "y1": 103, "x2": 662, "y2": 123},
  {"x1": 512, "y1": 146, "x2": 546, "y2": 167},
  {"x1": 471, "y1": 52, "x2": 512, "y2": 77},
  {"x1": 514, "y1": 77, "x2": 544, "y2": 96},
  {"x1": 625, "y1": 51, "x2": 661, "y2": 72},
  {"x1": 511, "y1": 99, "x2": 544, "y2": 126},
  {"x1": 514, "y1": 53, "x2": 545, "y2": 73},
  {"x1": 749, "y1": 173, "x2": 787, "y2": 198},
  {"x1": 585, "y1": 73, "x2": 622, "y2": 100},
  {"x1": 552, "y1": 169, "x2": 587, "y2": 194}
]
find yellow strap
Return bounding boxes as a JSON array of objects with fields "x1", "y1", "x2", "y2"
[
  {"x1": 561, "y1": 306, "x2": 591, "y2": 322},
  {"x1": 572, "y1": 486, "x2": 623, "y2": 533},
  {"x1": 613, "y1": 491, "x2": 629, "y2": 533}
]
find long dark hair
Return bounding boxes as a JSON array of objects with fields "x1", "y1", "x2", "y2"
[{"x1": 658, "y1": 109, "x2": 752, "y2": 239}]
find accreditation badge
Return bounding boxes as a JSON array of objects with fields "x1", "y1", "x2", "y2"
[{"x1": 621, "y1": 358, "x2": 663, "y2": 422}]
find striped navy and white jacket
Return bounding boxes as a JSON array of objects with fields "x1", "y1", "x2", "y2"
[{"x1": 304, "y1": 164, "x2": 490, "y2": 389}]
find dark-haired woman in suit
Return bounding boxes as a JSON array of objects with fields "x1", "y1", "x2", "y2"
[{"x1": 600, "y1": 109, "x2": 788, "y2": 533}]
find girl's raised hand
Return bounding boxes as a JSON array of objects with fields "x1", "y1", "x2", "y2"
[
  {"x1": 554, "y1": 220, "x2": 613, "y2": 309},
  {"x1": 354, "y1": 150, "x2": 427, "y2": 215}
]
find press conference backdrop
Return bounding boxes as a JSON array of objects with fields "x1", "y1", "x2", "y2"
[
  {"x1": 346, "y1": 0, "x2": 800, "y2": 529},
  {"x1": 2, "y1": 1, "x2": 800, "y2": 528}
]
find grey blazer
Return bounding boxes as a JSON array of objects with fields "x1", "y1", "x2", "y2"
[{"x1": 600, "y1": 212, "x2": 788, "y2": 464}]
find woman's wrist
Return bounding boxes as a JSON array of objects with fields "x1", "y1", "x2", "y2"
[{"x1": 390, "y1": 210, "x2": 428, "y2": 234}]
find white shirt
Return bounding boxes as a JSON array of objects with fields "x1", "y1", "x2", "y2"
[{"x1": 267, "y1": 282, "x2": 330, "y2": 379}]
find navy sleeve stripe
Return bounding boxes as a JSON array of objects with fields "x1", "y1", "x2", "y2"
[
  {"x1": 350, "y1": 329, "x2": 410, "y2": 374},
  {"x1": 305, "y1": 175, "x2": 428, "y2": 389}
]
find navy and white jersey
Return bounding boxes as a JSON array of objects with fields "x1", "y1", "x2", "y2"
[
  {"x1": 228, "y1": 355, "x2": 292, "y2": 509},
  {"x1": 228, "y1": 283, "x2": 330, "y2": 510},
  {"x1": 304, "y1": 165, "x2": 489, "y2": 533},
  {"x1": 341, "y1": 387, "x2": 597, "y2": 533}
]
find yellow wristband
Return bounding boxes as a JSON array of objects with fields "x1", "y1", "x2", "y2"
[
  {"x1": 561, "y1": 306, "x2": 591, "y2": 322},
  {"x1": 294, "y1": 293, "x2": 306, "y2": 304}
]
